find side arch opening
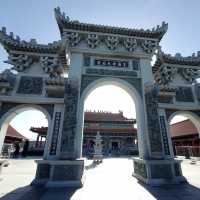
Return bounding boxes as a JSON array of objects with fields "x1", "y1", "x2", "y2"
[
  {"x1": 168, "y1": 111, "x2": 200, "y2": 158},
  {"x1": 0, "y1": 104, "x2": 50, "y2": 158}
]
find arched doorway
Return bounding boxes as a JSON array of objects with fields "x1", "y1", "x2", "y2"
[
  {"x1": 0, "y1": 104, "x2": 51, "y2": 158},
  {"x1": 82, "y1": 84, "x2": 138, "y2": 157},
  {"x1": 168, "y1": 111, "x2": 200, "y2": 158},
  {"x1": 76, "y1": 77, "x2": 147, "y2": 159}
]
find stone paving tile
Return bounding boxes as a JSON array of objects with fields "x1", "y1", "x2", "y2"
[{"x1": 1, "y1": 158, "x2": 200, "y2": 200}]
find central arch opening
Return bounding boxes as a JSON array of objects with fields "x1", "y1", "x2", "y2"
[
  {"x1": 76, "y1": 77, "x2": 146, "y2": 160},
  {"x1": 83, "y1": 85, "x2": 137, "y2": 157}
]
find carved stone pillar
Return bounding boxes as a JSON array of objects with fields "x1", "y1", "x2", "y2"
[
  {"x1": 59, "y1": 80, "x2": 79, "y2": 159},
  {"x1": 133, "y1": 84, "x2": 186, "y2": 186}
]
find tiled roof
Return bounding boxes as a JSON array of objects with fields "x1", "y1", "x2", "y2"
[
  {"x1": 30, "y1": 127, "x2": 48, "y2": 135},
  {"x1": 84, "y1": 127, "x2": 137, "y2": 134},
  {"x1": 6, "y1": 125, "x2": 27, "y2": 140},
  {"x1": 54, "y1": 7, "x2": 168, "y2": 41},
  {"x1": 84, "y1": 111, "x2": 135, "y2": 122},
  {"x1": 170, "y1": 119, "x2": 198, "y2": 138},
  {"x1": 153, "y1": 51, "x2": 200, "y2": 73}
]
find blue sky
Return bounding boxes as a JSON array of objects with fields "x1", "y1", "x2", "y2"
[{"x1": 1, "y1": 1, "x2": 198, "y2": 139}]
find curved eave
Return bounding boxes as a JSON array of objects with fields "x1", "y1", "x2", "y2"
[
  {"x1": 54, "y1": 9, "x2": 167, "y2": 41},
  {"x1": 153, "y1": 54, "x2": 200, "y2": 73},
  {"x1": 0, "y1": 31, "x2": 62, "y2": 54}
]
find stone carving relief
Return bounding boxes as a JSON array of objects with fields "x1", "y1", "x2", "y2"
[
  {"x1": 141, "y1": 40, "x2": 157, "y2": 54},
  {"x1": 87, "y1": 34, "x2": 99, "y2": 48},
  {"x1": 6, "y1": 53, "x2": 34, "y2": 72},
  {"x1": 17, "y1": 76, "x2": 43, "y2": 95},
  {"x1": 124, "y1": 38, "x2": 137, "y2": 52},
  {"x1": 134, "y1": 161, "x2": 147, "y2": 178},
  {"x1": 145, "y1": 84, "x2": 163, "y2": 156},
  {"x1": 105, "y1": 36, "x2": 119, "y2": 50},
  {"x1": 40, "y1": 56, "x2": 63, "y2": 78},
  {"x1": 0, "y1": 69, "x2": 16, "y2": 94},
  {"x1": 60, "y1": 81, "x2": 79, "y2": 159},
  {"x1": 154, "y1": 65, "x2": 177, "y2": 86},
  {"x1": 63, "y1": 32, "x2": 81, "y2": 47},
  {"x1": 61, "y1": 30, "x2": 159, "y2": 54},
  {"x1": 178, "y1": 68, "x2": 198, "y2": 83},
  {"x1": 155, "y1": 64, "x2": 198, "y2": 86}
]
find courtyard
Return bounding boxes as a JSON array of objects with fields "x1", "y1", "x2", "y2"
[{"x1": 0, "y1": 157, "x2": 200, "y2": 200}]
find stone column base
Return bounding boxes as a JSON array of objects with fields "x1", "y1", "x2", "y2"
[
  {"x1": 133, "y1": 157, "x2": 187, "y2": 186},
  {"x1": 31, "y1": 159, "x2": 85, "y2": 188}
]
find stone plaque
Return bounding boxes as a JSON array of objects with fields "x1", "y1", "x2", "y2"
[
  {"x1": 50, "y1": 112, "x2": 61, "y2": 155},
  {"x1": 159, "y1": 116, "x2": 170, "y2": 155},
  {"x1": 17, "y1": 76, "x2": 43, "y2": 95}
]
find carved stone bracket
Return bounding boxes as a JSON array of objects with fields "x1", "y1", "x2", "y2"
[
  {"x1": 6, "y1": 53, "x2": 34, "y2": 72},
  {"x1": 105, "y1": 36, "x2": 119, "y2": 50},
  {"x1": 63, "y1": 32, "x2": 81, "y2": 47},
  {"x1": 0, "y1": 69, "x2": 16, "y2": 94},
  {"x1": 40, "y1": 56, "x2": 63, "y2": 78},
  {"x1": 141, "y1": 40, "x2": 157, "y2": 54},
  {"x1": 124, "y1": 38, "x2": 137, "y2": 52},
  {"x1": 154, "y1": 65, "x2": 177, "y2": 86},
  {"x1": 87, "y1": 34, "x2": 99, "y2": 48},
  {"x1": 178, "y1": 68, "x2": 198, "y2": 83}
]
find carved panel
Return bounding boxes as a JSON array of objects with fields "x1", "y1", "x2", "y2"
[
  {"x1": 145, "y1": 85, "x2": 163, "y2": 155},
  {"x1": 36, "y1": 164, "x2": 50, "y2": 179},
  {"x1": 150, "y1": 164, "x2": 173, "y2": 179},
  {"x1": 60, "y1": 81, "x2": 78, "y2": 158},
  {"x1": 17, "y1": 76, "x2": 43, "y2": 95},
  {"x1": 52, "y1": 164, "x2": 83, "y2": 181},
  {"x1": 81, "y1": 75, "x2": 142, "y2": 97},
  {"x1": 159, "y1": 116, "x2": 170, "y2": 155},
  {"x1": 50, "y1": 112, "x2": 61, "y2": 155},
  {"x1": 85, "y1": 68, "x2": 137, "y2": 77},
  {"x1": 175, "y1": 87, "x2": 194, "y2": 102},
  {"x1": 134, "y1": 161, "x2": 147, "y2": 178}
]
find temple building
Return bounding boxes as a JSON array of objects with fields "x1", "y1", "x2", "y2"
[
  {"x1": 31, "y1": 111, "x2": 138, "y2": 156},
  {"x1": 4, "y1": 125, "x2": 27, "y2": 144},
  {"x1": 171, "y1": 119, "x2": 200, "y2": 147}
]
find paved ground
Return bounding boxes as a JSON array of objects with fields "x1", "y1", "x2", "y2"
[{"x1": 0, "y1": 157, "x2": 200, "y2": 200}]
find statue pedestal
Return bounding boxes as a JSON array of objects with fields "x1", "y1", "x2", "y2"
[
  {"x1": 32, "y1": 159, "x2": 85, "y2": 187},
  {"x1": 133, "y1": 157, "x2": 186, "y2": 186}
]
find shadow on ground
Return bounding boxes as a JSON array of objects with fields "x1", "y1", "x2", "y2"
[
  {"x1": 0, "y1": 185, "x2": 81, "y2": 200},
  {"x1": 138, "y1": 182, "x2": 200, "y2": 200},
  {"x1": 2, "y1": 182, "x2": 200, "y2": 200}
]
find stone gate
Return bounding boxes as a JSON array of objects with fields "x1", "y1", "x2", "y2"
[{"x1": 0, "y1": 7, "x2": 200, "y2": 187}]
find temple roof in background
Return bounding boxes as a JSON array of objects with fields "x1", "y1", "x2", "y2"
[
  {"x1": 170, "y1": 119, "x2": 198, "y2": 138},
  {"x1": 84, "y1": 111, "x2": 135, "y2": 123},
  {"x1": 6, "y1": 125, "x2": 27, "y2": 140}
]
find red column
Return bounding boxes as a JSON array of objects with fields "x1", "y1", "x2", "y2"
[{"x1": 35, "y1": 134, "x2": 39, "y2": 148}]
